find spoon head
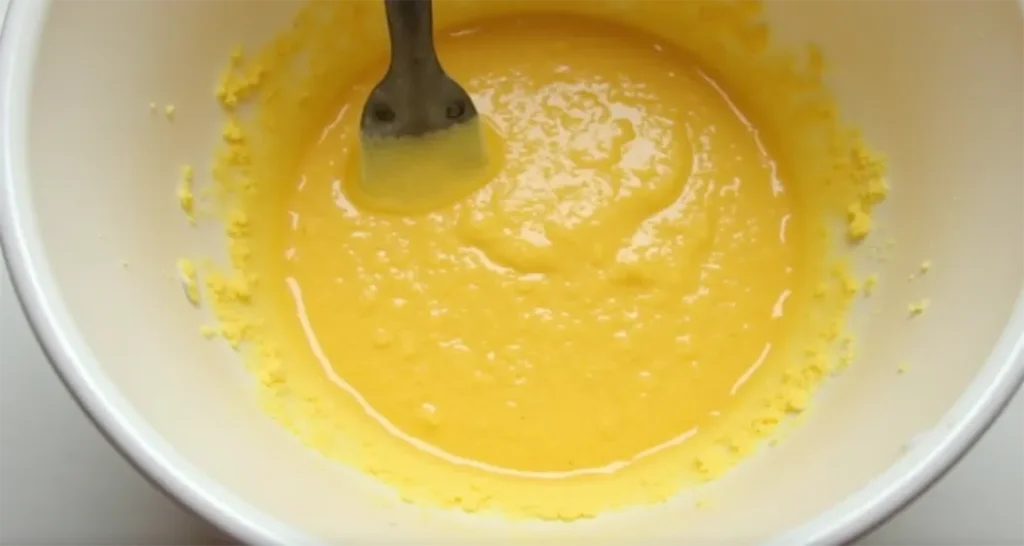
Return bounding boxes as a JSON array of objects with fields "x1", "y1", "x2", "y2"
[
  {"x1": 357, "y1": 69, "x2": 487, "y2": 213},
  {"x1": 356, "y1": 117, "x2": 492, "y2": 214},
  {"x1": 360, "y1": 71, "x2": 479, "y2": 139}
]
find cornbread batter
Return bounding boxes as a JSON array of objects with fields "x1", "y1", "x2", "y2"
[
  {"x1": 285, "y1": 15, "x2": 801, "y2": 473},
  {"x1": 186, "y1": 0, "x2": 888, "y2": 519}
]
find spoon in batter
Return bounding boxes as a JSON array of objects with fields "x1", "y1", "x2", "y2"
[{"x1": 358, "y1": 0, "x2": 489, "y2": 213}]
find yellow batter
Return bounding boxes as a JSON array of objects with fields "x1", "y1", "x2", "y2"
[
  {"x1": 286, "y1": 15, "x2": 801, "y2": 473},
  {"x1": 186, "y1": 0, "x2": 887, "y2": 520}
]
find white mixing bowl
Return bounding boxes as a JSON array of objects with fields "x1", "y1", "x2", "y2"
[{"x1": 1, "y1": 0, "x2": 1022, "y2": 543}]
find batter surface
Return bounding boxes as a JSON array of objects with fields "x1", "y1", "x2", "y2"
[
  {"x1": 276, "y1": 16, "x2": 796, "y2": 473},
  {"x1": 189, "y1": 0, "x2": 888, "y2": 520}
]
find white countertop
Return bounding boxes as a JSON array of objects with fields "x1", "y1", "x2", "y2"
[{"x1": 2, "y1": 267, "x2": 1022, "y2": 545}]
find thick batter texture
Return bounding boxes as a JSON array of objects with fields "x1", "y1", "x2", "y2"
[
  {"x1": 187, "y1": 0, "x2": 887, "y2": 520},
  {"x1": 285, "y1": 17, "x2": 796, "y2": 473}
]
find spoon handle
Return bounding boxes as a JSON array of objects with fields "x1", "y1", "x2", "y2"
[{"x1": 384, "y1": 0, "x2": 441, "y2": 75}]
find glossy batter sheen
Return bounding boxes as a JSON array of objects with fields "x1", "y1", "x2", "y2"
[{"x1": 276, "y1": 17, "x2": 796, "y2": 473}]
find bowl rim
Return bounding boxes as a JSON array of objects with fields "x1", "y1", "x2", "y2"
[{"x1": 1, "y1": 1, "x2": 1022, "y2": 544}]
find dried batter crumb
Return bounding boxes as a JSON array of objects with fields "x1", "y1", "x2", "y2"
[
  {"x1": 863, "y1": 274, "x2": 878, "y2": 296},
  {"x1": 177, "y1": 258, "x2": 201, "y2": 305},
  {"x1": 120, "y1": 260, "x2": 130, "y2": 270},
  {"x1": 178, "y1": 164, "x2": 196, "y2": 224},
  {"x1": 908, "y1": 260, "x2": 932, "y2": 281},
  {"x1": 149, "y1": 102, "x2": 158, "y2": 115},
  {"x1": 846, "y1": 202, "x2": 872, "y2": 241},
  {"x1": 199, "y1": 325, "x2": 219, "y2": 339},
  {"x1": 841, "y1": 274, "x2": 859, "y2": 297},
  {"x1": 164, "y1": 104, "x2": 176, "y2": 120},
  {"x1": 908, "y1": 299, "x2": 929, "y2": 317},
  {"x1": 897, "y1": 362, "x2": 909, "y2": 374},
  {"x1": 838, "y1": 350, "x2": 854, "y2": 369}
]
